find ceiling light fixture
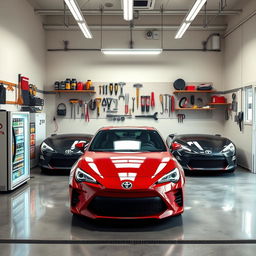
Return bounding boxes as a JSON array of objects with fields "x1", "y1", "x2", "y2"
[
  {"x1": 64, "y1": 0, "x2": 93, "y2": 39},
  {"x1": 175, "y1": 22, "x2": 191, "y2": 39},
  {"x1": 122, "y1": 0, "x2": 134, "y2": 21},
  {"x1": 101, "y1": 48, "x2": 162, "y2": 55},
  {"x1": 175, "y1": 0, "x2": 207, "y2": 39},
  {"x1": 186, "y1": 0, "x2": 207, "y2": 22}
]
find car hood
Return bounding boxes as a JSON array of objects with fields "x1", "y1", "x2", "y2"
[
  {"x1": 77, "y1": 152, "x2": 180, "y2": 189},
  {"x1": 175, "y1": 135, "x2": 231, "y2": 153},
  {"x1": 44, "y1": 134, "x2": 93, "y2": 154}
]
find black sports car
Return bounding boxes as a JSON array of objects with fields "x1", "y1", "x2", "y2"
[
  {"x1": 167, "y1": 134, "x2": 237, "y2": 173},
  {"x1": 39, "y1": 134, "x2": 93, "y2": 170}
]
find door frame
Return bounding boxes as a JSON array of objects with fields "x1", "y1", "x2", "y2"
[{"x1": 252, "y1": 86, "x2": 256, "y2": 173}]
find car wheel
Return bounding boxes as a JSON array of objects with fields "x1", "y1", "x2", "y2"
[{"x1": 41, "y1": 167, "x2": 50, "y2": 174}]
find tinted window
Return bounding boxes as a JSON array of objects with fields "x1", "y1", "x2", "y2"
[{"x1": 89, "y1": 129, "x2": 167, "y2": 152}]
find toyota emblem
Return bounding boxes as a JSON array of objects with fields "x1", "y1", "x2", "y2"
[
  {"x1": 65, "y1": 149, "x2": 73, "y2": 155},
  {"x1": 205, "y1": 150, "x2": 212, "y2": 155},
  {"x1": 121, "y1": 181, "x2": 133, "y2": 190}
]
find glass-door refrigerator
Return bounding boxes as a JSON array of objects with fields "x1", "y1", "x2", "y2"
[{"x1": 0, "y1": 111, "x2": 30, "y2": 191}]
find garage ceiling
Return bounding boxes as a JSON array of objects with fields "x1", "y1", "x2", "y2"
[
  {"x1": 27, "y1": 0, "x2": 247, "y2": 32},
  {"x1": 28, "y1": 0, "x2": 244, "y2": 10}
]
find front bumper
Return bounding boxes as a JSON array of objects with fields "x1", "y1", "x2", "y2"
[
  {"x1": 173, "y1": 151, "x2": 237, "y2": 171},
  {"x1": 39, "y1": 152, "x2": 81, "y2": 170},
  {"x1": 69, "y1": 183, "x2": 184, "y2": 219}
]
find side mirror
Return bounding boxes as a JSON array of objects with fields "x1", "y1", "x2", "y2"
[
  {"x1": 171, "y1": 142, "x2": 181, "y2": 151},
  {"x1": 75, "y1": 142, "x2": 87, "y2": 152},
  {"x1": 168, "y1": 134, "x2": 175, "y2": 139}
]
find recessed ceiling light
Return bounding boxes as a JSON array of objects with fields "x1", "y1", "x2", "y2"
[{"x1": 105, "y1": 2, "x2": 114, "y2": 8}]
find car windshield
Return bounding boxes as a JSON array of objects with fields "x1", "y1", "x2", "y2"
[{"x1": 89, "y1": 129, "x2": 167, "y2": 152}]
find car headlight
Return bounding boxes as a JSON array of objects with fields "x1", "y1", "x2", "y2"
[
  {"x1": 180, "y1": 145, "x2": 192, "y2": 152},
  {"x1": 41, "y1": 142, "x2": 55, "y2": 153},
  {"x1": 75, "y1": 168, "x2": 98, "y2": 183},
  {"x1": 156, "y1": 168, "x2": 180, "y2": 184},
  {"x1": 222, "y1": 143, "x2": 235, "y2": 153}
]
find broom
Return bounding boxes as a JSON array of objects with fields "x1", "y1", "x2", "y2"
[{"x1": 17, "y1": 74, "x2": 23, "y2": 105}]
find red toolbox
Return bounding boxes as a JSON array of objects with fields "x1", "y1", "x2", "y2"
[
  {"x1": 185, "y1": 85, "x2": 197, "y2": 91},
  {"x1": 211, "y1": 95, "x2": 227, "y2": 103}
]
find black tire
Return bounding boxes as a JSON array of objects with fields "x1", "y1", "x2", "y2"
[
  {"x1": 41, "y1": 167, "x2": 50, "y2": 174},
  {"x1": 227, "y1": 168, "x2": 235, "y2": 173}
]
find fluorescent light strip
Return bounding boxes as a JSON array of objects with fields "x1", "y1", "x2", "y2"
[
  {"x1": 64, "y1": 0, "x2": 93, "y2": 39},
  {"x1": 123, "y1": 0, "x2": 133, "y2": 21},
  {"x1": 64, "y1": 0, "x2": 83, "y2": 22},
  {"x1": 186, "y1": 0, "x2": 207, "y2": 22},
  {"x1": 175, "y1": 22, "x2": 191, "y2": 39},
  {"x1": 78, "y1": 22, "x2": 93, "y2": 39},
  {"x1": 101, "y1": 49, "x2": 162, "y2": 55}
]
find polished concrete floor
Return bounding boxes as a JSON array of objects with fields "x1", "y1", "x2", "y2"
[{"x1": 0, "y1": 167, "x2": 256, "y2": 255}]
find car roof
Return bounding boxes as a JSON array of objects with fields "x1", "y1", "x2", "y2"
[{"x1": 100, "y1": 126, "x2": 156, "y2": 131}]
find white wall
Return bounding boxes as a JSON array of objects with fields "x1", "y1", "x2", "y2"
[
  {"x1": 223, "y1": 0, "x2": 256, "y2": 170},
  {"x1": 0, "y1": 0, "x2": 46, "y2": 111},
  {"x1": 45, "y1": 29, "x2": 224, "y2": 140}
]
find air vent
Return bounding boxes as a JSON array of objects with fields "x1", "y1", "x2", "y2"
[{"x1": 133, "y1": 0, "x2": 155, "y2": 10}]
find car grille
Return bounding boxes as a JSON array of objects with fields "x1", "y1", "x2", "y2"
[
  {"x1": 49, "y1": 157, "x2": 78, "y2": 168},
  {"x1": 71, "y1": 189, "x2": 80, "y2": 207},
  {"x1": 174, "y1": 189, "x2": 183, "y2": 207},
  {"x1": 188, "y1": 159, "x2": 227, "y2": 169},
  {"x1": 88, "y1": 196, "x2": 167, "y2": 217}
]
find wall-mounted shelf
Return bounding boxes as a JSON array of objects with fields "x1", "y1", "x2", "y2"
[
  {"x1": 53, "y1": 90, "x2": 96, "y2": 93},
  {"x1": 173, "y1": 90, "x2": 216, "y2": 93},
  {"x1": 208, "y1": 103, "x2": 231, "y2": 106},
  {"x1": 6, "y1": 101, "x2": 17, "y2": 104},
  {"x1": 175, "y1": 108, "x2": 216, "y2": 110},
  {"x1": 0, "y1": 80, "x2": 17, "y2": 87}
]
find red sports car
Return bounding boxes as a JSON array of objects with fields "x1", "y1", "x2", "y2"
[{"x1": 69, "y1": 127, "x2": 185, "y2": 219}]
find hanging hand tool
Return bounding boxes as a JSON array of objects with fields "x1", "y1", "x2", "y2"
[
  {"x1": 171, "y1": 96, "x2": 175, "y2": 112},
  {"x1": 95, "y1": 98, "x2": 102, "y2": 117},
  {"x1": 164, "y1": 94, "x2": 169, "y2": 113},
  {"x1": 109, "y1": 83, "x2": 113, "y2": 95},
  {"x1": 125, "y1": 93, "x2": 129, "y2": 114},
  {"x1": 119, "y1": 82, "x2": 125, "y2": 100},
  {"x1": 112, "y1": 98, "x2": 118, "y2": 111},
  {"x1": 84, "y1": 102, "x2": 90, "y2": 122},
  {"x1": 177, "y1": 114, "x2": 185, "y2": 123},
  {"x1": 69, "y1": 99, "x2": 79, "y2": 119},
  {"x1": 135, "y1": 112, "x2": 158, "y2": 121},
  {"x1": 151, "y1": 92, "x2": 155, "y2": 108},
  {"x1": 169, "y1": 96, "x2": 171, "y2": 117},
  {"x1": 89, "y1": 99, "x2": 96, "y2": 111},
  {"x1": 99, "y1": 85, "x2": 102, "y2": 95},
  {"x1": 159, "y1": 94, "x2": 164, "y2": 114},
  {"x1": 78, "y1": 100, "x2": 83, "y2": 115},
  {"x1": 132, "y1": 97, "x2": 135, "y2": 113},
  {"x1": 105, "y1": 84, "x2": 108, "y2": 95},
  {"x1": 133, "y1": 83, "x2": 143, "y2": 109},
  {"x1": 114, "y1": 83, "x2": 119, "y2": 96},
  {"x1": 102, "y1": 98, "x2": 107, "y2": 112},
  {"x1": 146, "y1": 96, "x2": 150, "y2": 112},
  {"x1": 106, "y1": 114, "x2": 132, "y2": 121},
  {"x1": 141, "y1": 96, "x2": 146, "y2": 112},
  {"x1": 106, "y1": 98, "x2": 113, "y2": 111}
]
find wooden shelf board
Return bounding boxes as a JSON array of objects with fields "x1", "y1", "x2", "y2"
[
  {"x1": 53, "y1": 90, "x2": 96, "y2": 93},
  {"x1": 175, "y1": 108, "x2": 216, "y2": 110},
  {"x1": 6, "y1": 101, "x2": 17, "y2": 105},
  {"x1": 173, "y1": 90, "x2": 216, "y2": 93},
  {"x1": 208, "y1": 103, "x2": 231, "y2": 105},
  {"x1": 0, "y1": 80, "x2": 17, "y2": 87}
]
